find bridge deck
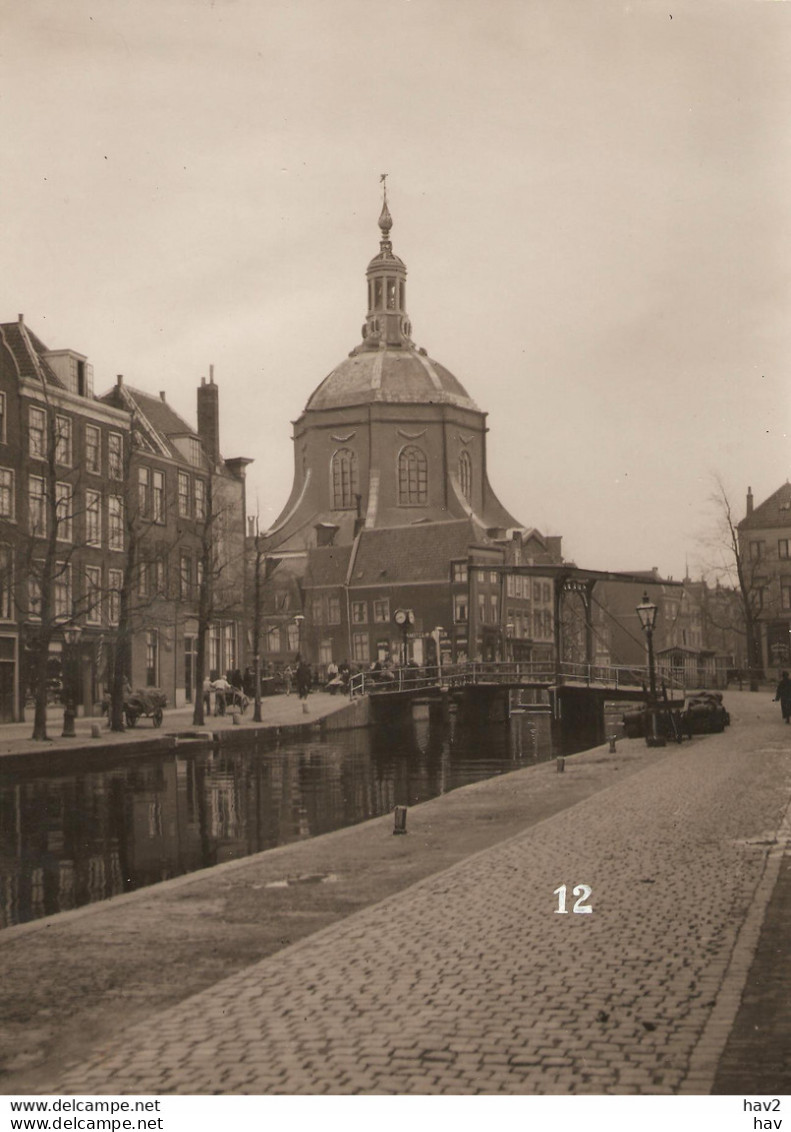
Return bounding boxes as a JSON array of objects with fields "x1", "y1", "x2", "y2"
[{"x1": 349, "y1": 661, "x2": 685, "y2": 701}]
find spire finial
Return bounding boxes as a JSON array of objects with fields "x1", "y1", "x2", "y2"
[{"x1": 378, "y1": 173, "x2": 393, "y2": 241}]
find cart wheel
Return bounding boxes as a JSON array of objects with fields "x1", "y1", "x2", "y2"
[
  {"x1": 153, "y1": 708, "x2": 163, "y2": 727},
  {"x1": 125, "y1": 710, "x2": 138, "y2": 728}
]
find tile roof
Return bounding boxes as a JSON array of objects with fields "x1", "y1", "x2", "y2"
[
  {"x1": 100, "y1": 383, "x2": 201, "y2": 464},
  {"x1": 739, "y1": 482, "x2": 791, "y2": 530},
  {"x1": 350, "y1": 519, "x2": 490, "y2": 585},
  {"x1": 303, "y1": 545, "x2": 354, "y2": 587},
  {"x1": 0, "y1": 321, "x2": 64, "y2": 387},
  {"x1": 127, "y1": 388, "x2": 197, "y2": 439}
]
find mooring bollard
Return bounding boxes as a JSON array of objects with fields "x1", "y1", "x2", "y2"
[
  {"x1": 91, "y1": 723, "x2": 102, "y2": 739},
  {"x1": 232, "y1": 710, "x2": 241, "y2": 726},
  {"x1": 609, "y1": 735, "x2": 617, "y2": 753},
  {"x1": 393, "y1": 805, "x2": 408, "y2": 835},
  {"x1": 556, "y1": 757, "x2": 565, "y2": 773},
  {"x1": 62, "y1": 707, "x2": 76, "y2": 739}
]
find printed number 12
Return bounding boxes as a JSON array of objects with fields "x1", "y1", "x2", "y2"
[{"x1": 554, "y1": 884, "x2": 593, "y2": 914}]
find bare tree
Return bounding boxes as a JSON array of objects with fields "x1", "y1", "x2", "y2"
[
  {"x1": 21, "y1": 400, "x2": 97, "y2": 739},
  {"x1": 192, "y1": 471, "x2": 245, "y2": 726},
  {"x1": 702, "y1": 477, "x2": 763, "y2": 690},
  {"x1": 249, "y1": 520, "x2": 266, "y2": 723},
  {"x1": 105, "y1": 417, "x2": 189, "y2": 731}
]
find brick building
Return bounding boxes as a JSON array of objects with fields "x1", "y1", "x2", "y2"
[
  {"x1": 100, "y1": 372, "x2": 250, "y2": 705},
  {"x1": 738, "y1": 482, "x2": 791, "y2": 672},
  {"x1": 0, "y1": 316, "x2": 130, "y2": 720},
  {"x1": 252, "y1": 193, "x2": 563, "y2": 674},
  {"x1": 591, "y1": 569, "x2": 743, "y2": 689},
  {"x1": 0, "y1": 315, "x2": 249, "y2": 721}
]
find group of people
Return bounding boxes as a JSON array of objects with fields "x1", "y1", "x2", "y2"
[{"x1": 202, "y1": 670, "x2": 244, "y2": 717}]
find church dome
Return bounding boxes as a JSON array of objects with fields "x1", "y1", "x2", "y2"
[
  {"x1": 306, "y1": 346, "x2": 479, "y2": 412},
  {"x1": 305, "y1": 182, "x2": 479, "y2": 415}
]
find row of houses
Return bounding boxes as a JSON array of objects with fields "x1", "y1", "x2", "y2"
[{"x1": 0, "y1": 315, "x2": 249, "y2": 722}]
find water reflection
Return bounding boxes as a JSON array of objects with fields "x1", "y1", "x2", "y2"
[{"x1": 0, "y1": 711, "x2": 555, "y2": 928}]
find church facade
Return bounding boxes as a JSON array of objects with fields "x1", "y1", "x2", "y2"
[{"x1": 253, "y1": 193, "x2": 563, "y2": 672}]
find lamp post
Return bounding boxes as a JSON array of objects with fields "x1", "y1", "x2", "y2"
[
  {"x1": 62, "y1": 625, "x2": 82, "y2": 738},
  {"x1": 293, "y1": 613, "x2": 305, "y2": 659},
  {"x1": 432, "y1": 626, "x2": 444, "y2": 684},
  {"x1": 636, "y1": 592, "x2": 664, "y2": 747},
  {"x1": 393, "y1": 609, "x2": 415, "y2": 667}
]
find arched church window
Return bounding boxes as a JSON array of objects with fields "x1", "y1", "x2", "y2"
[
  {"x1": 459, "y1": 450, "x2": 472, "y2": 502},
  {"x1": 387, "y1": 279, "x2": 396, "y2": 310},
  {"x1": 374, "y1": 279, "x2": 383, "y2": 309},
  {"x1": 398, "y1": 446, "x2": 428, "y2": 506},
  {"x1": 331, "y1": 448, "x2": 358, "y2": 510}
]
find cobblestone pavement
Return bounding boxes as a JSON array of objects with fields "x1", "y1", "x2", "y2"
[
  {"x1": 713, "y1": 854, "x2": 791, "y2": 1093},
  {"x1": 54, "y1": 701, "x2": 791, "y2": 1095}
]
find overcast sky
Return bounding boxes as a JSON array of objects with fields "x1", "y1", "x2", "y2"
[{"x1": 3, "y1": 0, "x2": 790, "y2": 579}]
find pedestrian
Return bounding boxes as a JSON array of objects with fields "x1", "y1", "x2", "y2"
[
  {"x1": 202, "y1": 675, "x2": 213, "y2": 717},
  {"x1": 212, "y1": 675, "x2": 231, "y2": 716},
  {"x1": 283, "y1": 663, "x2": 293, "y2": 695},
  {"x1": 774, "y1": 671, "x2": 791, "y2": 723},
  {"x1": 295, "y1": 658, "x2": 312, "y2": 713}
]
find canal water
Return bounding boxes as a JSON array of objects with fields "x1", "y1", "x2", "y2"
[{"x1": 0, "y1": 706, "x2": 614, "y2": 929}]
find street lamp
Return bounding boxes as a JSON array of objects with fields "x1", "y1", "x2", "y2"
[
  {"x1": 293, "y1": 613, "x2": 305, "y2": 658},
  {"x1": 506, "y1": 622, "x2": 515, "y2": 664},
  {"x1": 636, "y1": 592, "x2": 664, "y2": 747},
  {"x1": 393, "y1": 608, "x2": 415, "y2": 667},
  {"x1": 62, "y1": 625, "x2": 82, "y2": 738},
  {"x1": 432, "y1": 626, "x2": 444, "y2": 684}
]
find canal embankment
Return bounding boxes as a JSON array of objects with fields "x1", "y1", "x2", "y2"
[
  {"x1": 0, "y1": 692, "x2": 759, "y2": 1096},
  {"x1": 0, "y1": 691, "x2": 368, "y2": 768}
]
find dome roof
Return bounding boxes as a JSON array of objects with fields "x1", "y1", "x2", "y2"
[{"x1": 305, "y1": 345, "x2": 480, "y2": 413}]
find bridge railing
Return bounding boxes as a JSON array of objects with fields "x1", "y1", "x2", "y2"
[
  {"x1": 348, "y1": 660, "x2": 686, "y2": 698},
  {"x1": 348, "y1": 666, "x2": 445, "y2": 698}
]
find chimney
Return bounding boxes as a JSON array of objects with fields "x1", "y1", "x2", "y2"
[
  {"x1": 197, "y1": 368, "x2": 220, "y2": 464},
  {"x1": 18, "y1": 314, "x2": 24, "y2": 325},
  {"x1": 746, "y1": 486, "x2": 754, "y2": 515},
  {"x1": 116, "y1": 374, "x2": 123, "y2": 387},
  {"x1": 159, "y1": 391, "x2": 166, "y2": 402}
]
